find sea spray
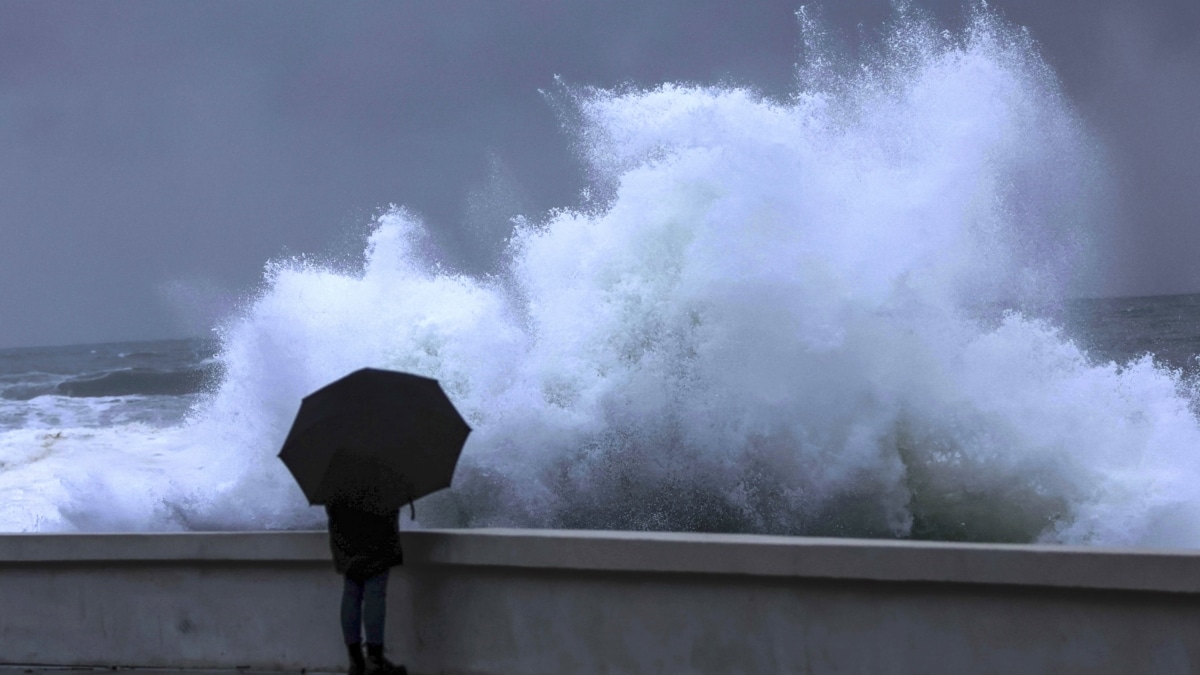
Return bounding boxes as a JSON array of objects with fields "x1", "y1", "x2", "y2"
[
  {"x1": 185, "y1": 4, "x2": 1195, "y2": 543},
  {"x1": 3, "y1": 5, "x2": 1199, "y2": 546}
]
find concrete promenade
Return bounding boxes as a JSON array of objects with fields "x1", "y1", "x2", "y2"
[
  {"x1": 3, "y1": 529, "x2": 1200, "y2": 674},
  {"x1": 0, "y1": 662, "x2": 324, "y2": 667}
]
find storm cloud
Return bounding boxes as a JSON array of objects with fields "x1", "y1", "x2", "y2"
[{"x1": 1, "y1": 0, "x2": 1197, "y2": 348}]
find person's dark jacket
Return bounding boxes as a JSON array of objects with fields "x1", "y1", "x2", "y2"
[{"x1": 325, "y1": 502, "x2": 403, "y2": 582}]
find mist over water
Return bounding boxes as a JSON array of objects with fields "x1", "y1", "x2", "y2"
[{"x1": 4, "y1": 6, "x2": 1200, "y2": 546}]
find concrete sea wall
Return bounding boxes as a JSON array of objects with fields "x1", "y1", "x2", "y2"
[{"x1": 2, "y1": 529, "x2": 1200, "y2": 674}]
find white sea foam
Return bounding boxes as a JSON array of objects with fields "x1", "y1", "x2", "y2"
[{"x1": 3, "y1": 6, "x2": 1199, "y2": 545}]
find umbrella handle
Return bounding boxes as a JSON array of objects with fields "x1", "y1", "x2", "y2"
[{"x1": 400, "y1": 478, "x2": 415, "y2": 522}]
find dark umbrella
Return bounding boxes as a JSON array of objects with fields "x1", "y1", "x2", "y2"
[{"x1": 278, "y1": 368, "x2": 471, "y2": 514}]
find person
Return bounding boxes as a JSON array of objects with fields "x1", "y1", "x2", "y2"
[{"x1": 326, "y1": 498, "x2": 407, "y2": 675}]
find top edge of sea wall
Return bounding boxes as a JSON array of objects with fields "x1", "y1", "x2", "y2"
[{"x1": 2, "y1": 528, "x2": 1198, "y2": 595}]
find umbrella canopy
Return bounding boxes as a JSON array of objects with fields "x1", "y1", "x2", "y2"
[{"x1": 278, "y1": 368, "x2": 470, "y2": 512}]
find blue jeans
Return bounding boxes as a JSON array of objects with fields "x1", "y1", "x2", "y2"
[{"x1": 340, "y1": 570, "x2": 389, "y2": 645}]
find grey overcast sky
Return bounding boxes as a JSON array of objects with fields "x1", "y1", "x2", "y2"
[{"x1": 1, "y1": 0, "x2": 1197, "y2": 349}]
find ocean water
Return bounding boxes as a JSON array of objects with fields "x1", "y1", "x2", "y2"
[
  {"x1": 0, "y1": 339, "x2": 219, "y2": 429},
  {"x1": 3, "y1": 5, "x2": 1200, "y2": 545}
]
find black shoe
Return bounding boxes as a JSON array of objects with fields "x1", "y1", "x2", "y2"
[
  {"x1": 346, "y1": 642, "x2": 366, "y2": 675},
  {"x1": 365, "y1": 644, "x2": 406, "y2": 675}
]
